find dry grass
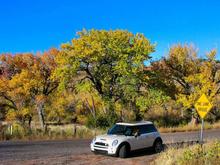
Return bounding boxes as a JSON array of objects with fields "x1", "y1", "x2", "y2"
[
  {"x1": 1, "y1": 121, "x2": 220, "y2": 141},
  {"x1": 153, "y1": 140, "x2": 220, "y2": 165},
  {"x1": 0, "y1": 123, "x2": 106, "y2": 141},
  {"x1": 47, "y1": 124, "x2": 106, "y2": 139},
  {"x1": 158, "y1": 121, "x2": 220, "y2": 133}
]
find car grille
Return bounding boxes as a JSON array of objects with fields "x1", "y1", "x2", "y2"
[
  {"x1": 95, "y1": 142, "x2": 108, "y2": 146},
  {"x1": 94, "y1": 142, "x2": 109, "y2": 149}
]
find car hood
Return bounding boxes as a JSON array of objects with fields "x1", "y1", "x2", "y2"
[{"x1": 95, "y1": 134, "x2": 126, "y2": 144}]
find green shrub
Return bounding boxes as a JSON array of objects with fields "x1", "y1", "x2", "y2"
[
  {"x1": 86, "y1": 113, "x2": 117, "y2": 129},
  {"x1": 3, "y1": 123, "x2": 27, "y2": 140},
  {"x1": 96, "y1": 115, "x2": 110, "y2": 128}
]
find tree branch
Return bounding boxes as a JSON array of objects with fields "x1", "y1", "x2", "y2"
[{"x1": 0, "y1": 94, "x2": 17, "y2": 110}]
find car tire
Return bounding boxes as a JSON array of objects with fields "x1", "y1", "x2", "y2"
[
  {"x1": 153, "y1": 139, "x2": 163, "y2": 153},
  {"x1": 118, "y1": 145, "x2": 128, "y2": 158}
]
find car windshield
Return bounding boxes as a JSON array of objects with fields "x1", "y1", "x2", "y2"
[{"x1": 107, "y1": 124, "x2": 138, "y2": 136}]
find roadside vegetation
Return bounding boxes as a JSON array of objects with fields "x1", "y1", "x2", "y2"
[
  {"x1": 159, "y1": 121, "x2": 220, "y2": 133},
  {"x1": 0, "y1": 29, "x2": 220, "y2": 140},
  {"x1": 153, "y1": 140, "x2": 220, "y2": 165},
  {"x1": 0, "y1": 123, "x2": 106, "y2": 140},
  {"x1": 1, "y1": 121, "x2": 220, "y2": 141}
]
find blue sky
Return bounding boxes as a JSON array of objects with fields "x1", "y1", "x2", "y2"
[{"x1": 1, "y1": 0, "x2": 220, "y2": 60}]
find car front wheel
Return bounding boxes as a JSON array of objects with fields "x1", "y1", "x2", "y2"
[
  {"x1": 154, "y1": 140, "x2": 163, "y2": 153},
  {"x1": 118, "y1": 144, "x2": 128, "y2": 158}
]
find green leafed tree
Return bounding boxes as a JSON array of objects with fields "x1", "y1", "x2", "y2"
[{"x1": 55, "y1": 29, "x2": 155, "y2": 121}]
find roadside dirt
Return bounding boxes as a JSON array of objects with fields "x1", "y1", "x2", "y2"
[{"x1": 1, "y1": 153, "x2": 158, "y2": 165}]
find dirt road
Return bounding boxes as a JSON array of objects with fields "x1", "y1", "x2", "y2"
[{"x1": 0, "y1": 129, "x2": 219, "y2": 165}]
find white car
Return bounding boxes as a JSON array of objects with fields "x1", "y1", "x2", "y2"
[{"x1": 90, "y1": 121, "x2": 163, "y2": 158}]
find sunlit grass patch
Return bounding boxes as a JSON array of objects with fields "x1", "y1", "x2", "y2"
[{"x1": 153, "y1": 140, "x2": 220, "y2": 165}]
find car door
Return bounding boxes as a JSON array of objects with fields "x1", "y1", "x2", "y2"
[
  {"x1": 128, "y1": 125, "x2": 150, "y2": 150},
  {"x1": 127, "y1": 135, "x2": 142, "y2": 151},
  {"x1": 126, "y1": 126, "x2": 143, "y2": 151},
  {"x1": 139, "y1": 124, "x2": 157, "y2": 148},
  {"x1": 145, "y1": 124, "x2": 158, "y2": 147}
]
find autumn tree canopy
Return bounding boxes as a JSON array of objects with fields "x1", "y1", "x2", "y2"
[
  {"x1": 0, "y1": 30, "x2": 220, "y2": 129},
  {"x1": 0, "y1": 49, "x2": 59, "y2": 128},
  {"x1": 55, "y1": 29, "x2": 156, "y2": 121},
  {"x1": 151, "y1": 44, "x2": 220, "y2": 122}
]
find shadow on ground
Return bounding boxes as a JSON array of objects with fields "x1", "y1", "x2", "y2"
[
  {"x1": 94, "y1": 140, "x2": 200, "y2": 159},
  {"x1": 129, "y1": 148, "x2": 156, "y2": 158}
]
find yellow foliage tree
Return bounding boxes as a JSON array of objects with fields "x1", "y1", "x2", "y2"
[{"x1": 152, "y1": 45, "x2": 220, "y2": 123}]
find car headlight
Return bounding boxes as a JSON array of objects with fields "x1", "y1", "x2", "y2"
[{"x1": 112, "y1": 140, "x2": 118, "y2": 146}]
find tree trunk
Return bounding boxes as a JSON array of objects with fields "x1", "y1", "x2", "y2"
[
  {"x1": 190, "y1": 108, "x2": 199, "y2": 125},
  {"x1": 28, "y1": 116, "x2": 32, "y2": 128},
  {"x1": 106, "y1": 100, "x2": 117, "y2": 124},
  {"x1": 132, "y1": 101, "x2": 141, "y2": 121},
  {"x1": 119, "y1": 109, "x2": 124, "y2": 122},
  {"x1": 37, "y1": 103, "x2": 45, "y2": 129},
  {"x1": 135, "y1": 109, "x2": 141, "y2": 121},
  {"x1": 190, "y1": 115, "x2": 198, "y2": 125}
]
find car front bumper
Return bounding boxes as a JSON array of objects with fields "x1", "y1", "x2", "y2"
[{"x1": 90, "y1": 143, "x2": 117, "y2": 155}]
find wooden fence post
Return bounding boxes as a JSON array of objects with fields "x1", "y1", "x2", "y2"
[{"x1": 73, "y1": 124, "x2": 77, "y2": 137}]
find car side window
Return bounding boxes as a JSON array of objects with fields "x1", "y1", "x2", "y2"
[
  {"x1": 139, "y1": 124, "x2": 157, "y2": 134},
  {"x1": 146, "y1": 124, "x2": 157, "y2": 133},
  {"x1": 139, "y1": 125, "x2": 148, "y2": 134}
]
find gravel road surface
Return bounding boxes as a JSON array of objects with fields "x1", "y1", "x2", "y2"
[{"x1": 0, "y1": 129, "x2": 219, "y2": 165}]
